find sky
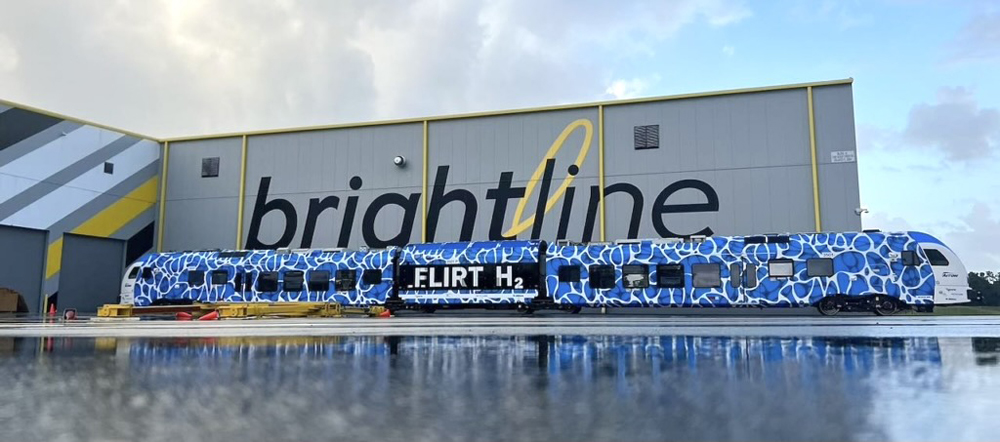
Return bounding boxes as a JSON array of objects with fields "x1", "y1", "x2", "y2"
[{"x1": 0, "y1": 0, "x2": 997, "y2": 270}]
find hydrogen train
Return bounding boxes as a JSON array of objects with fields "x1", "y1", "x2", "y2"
[{"x1": 120, "y1": 230, "x2": 971, "y2": 315}]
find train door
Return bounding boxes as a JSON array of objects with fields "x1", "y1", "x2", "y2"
[{"x1": 739, "y1": 259, "x2": 762, "y2": 306}]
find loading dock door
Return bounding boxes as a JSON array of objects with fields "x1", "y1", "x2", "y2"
[
  {"x1": 0, "y1": 224, "x2": 47, "y2": 313},
  {"x1": 59, "y1": 234, "x2": 125, "y2": 312}
]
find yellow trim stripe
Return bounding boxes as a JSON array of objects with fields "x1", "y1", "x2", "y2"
[
  {"x1": 421, "y1": 120, "x2": 429, "y2": 243},
  {"x1": 0, "y1": 97, "x2": 159, "y2": 141},
  {"x1": 162, "y1": 78, "x2": 854, "y2": 142},
  {"x1": 45, "y1": 177, "x2": 160, "y2": 278},
  {"x1": 598, "y1": 105, "x2": 606, "y2": 242},
  {"x1": 807, "y1": 86, "x2": 822, "y2": 232},
  {"x1": 156, "y1": 142, "x2": 170, "y2": 252},
  {"x1": 236, "y1": 135, "x2": 249, "y2": 249}
]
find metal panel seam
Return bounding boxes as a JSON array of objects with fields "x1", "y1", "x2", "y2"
[
  {"x1": 422, "y1": 120, "x2": 429, "y2": 243},
  {"x1": 236, "y1": 135, "x2": 248, "y2": 249},
  {"x1": 598, "y1": 105, "x2": 606, "y2": 242},
  {"x1": 807, "y1": 87, "x2": 822, "y2": 232},
  {"x1": 156, "y1": 141, "x2": 170, "y2": 251}
]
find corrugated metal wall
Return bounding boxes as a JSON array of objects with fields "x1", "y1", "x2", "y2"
[{"x1": 158, "y1": 81, "x2": 861, "y2": 253}]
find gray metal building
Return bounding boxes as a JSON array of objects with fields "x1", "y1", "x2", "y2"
[{"x1": 0, "y1": 78, "x2": 861, "y2": 312}]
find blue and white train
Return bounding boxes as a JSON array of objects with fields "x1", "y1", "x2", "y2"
[{"x1": 119, "y1": 230, "x2": 971, "y2": 315}]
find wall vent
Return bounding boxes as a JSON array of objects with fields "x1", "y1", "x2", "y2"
[
  {"x1": 201, "y1": 157, "x2": 220, "y2": 178},
  {"x1": 633, "y1": 124, "x2": 659, "y2": 150}
]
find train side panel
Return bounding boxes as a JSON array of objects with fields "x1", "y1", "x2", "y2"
[{"x1": 131, "y1": 248, "x2": 395, "y2": 306}]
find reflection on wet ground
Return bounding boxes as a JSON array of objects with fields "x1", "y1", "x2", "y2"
[{"x1": 1, "y1": 335, "x2": 999, "y2": 441}]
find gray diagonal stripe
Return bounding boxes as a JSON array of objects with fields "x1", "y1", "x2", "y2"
[
  {"x1": 0, "y1": 104, "x2": 10, "y2": 113},
  {"x1": 0, "y1": 121, "x2": 83, "y2": 168},
  {"x1": 0, "y1": 135, "x2": 142, "y2": 219},
  {"x1": 44, "y1": 161, "x2": 160, "y2": 239}
]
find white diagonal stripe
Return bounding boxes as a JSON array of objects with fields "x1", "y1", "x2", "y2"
[
  {"x1": 0, "y1": 125, "x2": 120, "y2": 204},
  {"x1": 2, "y1": 140, "x2": 159, "y2": 229}
]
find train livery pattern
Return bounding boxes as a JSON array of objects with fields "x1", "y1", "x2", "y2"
[
  {"x1": 545, "y1": 232, "x2": 935, "y2": 307},
  {"x1": 131, "y1": 248, "x2": 396, "y2": 307},
  {"x1": 127, "y1": 231, "x2": 937, "y2": 310}
]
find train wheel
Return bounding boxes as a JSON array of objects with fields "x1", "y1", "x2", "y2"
[
  {"x1": 569, "y1": 306, "x2": 582, "y2": 314},
  {"x1": 516, "y1": 303, "x2": 534, "y2": 314},
  {"x1": 419, "y1": 306, "x2": 437, "y2": 314},
  {"x1": 817, "y1": 297, "x2": 840, "y2": 316},
  {"x1": 873, "y1": 297, "x2": 898, "y2": 316}
]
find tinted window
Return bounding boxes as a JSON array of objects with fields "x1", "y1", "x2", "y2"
[
  {"x1": 925, "y1": 249, "x2": 950, "y2": 266},
  {"x1": 901, "y1": 251, "x2": 918, "y2": 266},
  {"x1": 622, "y1": 265, "x2": 649, "y2": 289},
  {"x1": 127, "y1": 267, "x2": 140, "y2": 279},
  {"x1": 806, "y1": 258, "x2": 834, "y2": 277},
  {"x1": 692, "y1": 263, "x2": 721, "y2": 288},
  {"x1": 656, "y1": 264, "x2": 684, "y2": 288},
  {"x1": 141, "y1": 267, "x2": 153, "y2": 280},
  {"x1": 729, "y1": 263, "x2": 741, "y2": 288},
  {"x1": 284, "y1": 271, "x2": 304, "y2": 292},
  {"x1": 234, "y1": 273, "x2": 244, "y2": 291},
  {"x1": 558, "y1": 265, "x2": 581, "y2": 283},
  {"x1": 188, "y1": 270, "x2": 205, "y2": 287},
  {"x1": 362, "y1": 269, "x2": 383, "y2": 285},
  {"x1": 257, "y1": 272, "x2": 278, "y2": 292},
  {"x1": 210, "y1": 270, "x2": 228, "y2": 285},
  {"x1": 768, "y1": 259, "x2": 794, "y2": 278},
  {"x1": 308, "y1": 270, "x2": 331, "y2": 292},
  {"x1": 588, "y1": 265, "x2": 616, "y2": 289},
  {"x1": 336, "y1": 270, "x2": 356, "y2": 291}
]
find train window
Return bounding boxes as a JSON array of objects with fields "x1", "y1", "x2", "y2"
[
  {"x1": 257, "y1": 272, "x2": 278, "y2": 292},
  {"x1": 588, "y1": 265, "x2": 616, "y2": 289},
  {"x1": 187, "y1": 270, "x2": 205, "y2": 287},
  {"x1": 924, "y1": 249, "x2": 950, "y2": 266},
  {"x1": 141, "y1": 267, "x2": 153, "y2": 280},
  {"x1": 234, "y1": 273, "x2": 243, "y2": 291},
  {"x1": 127, "y1": 267, "x2": 140, "y2": 279},
  {"x1": 768, "y1": 259, "x2": 794, "y2": 278},
  {"x1": 729, "y1": 263, "x2": 741, "y2": 288},
  {"x1": 901, "y1": 251, "x2": 918, "y2": 266},
  {"x1": 692, "y1": 263, "x2": 721, "y2": 288},
  {"x1": 622, "y1": 265, "x2": 649, "y2": 289},
  {"x1": 308, "y1": 270, "x2": 331, "y2": 292},
  {"x1": 745, "y1": 264, "x2": 758, "y2": 287},
  {"x1": 284, "y1": 271, "x2": 304, "y2": 292},
  {"x1": 656, "y1": 264, "x2": 684, "y2": 288},
  {"x1": 336, "y1": 269, "x2": 357, "y2": 291},
  {"x1": 362, "y1": 269, "x2": 383, "y2": 285},
  {"x1": 559, "y1": 265, "x2": 581, "y2": 283},
  {"x1": 210, "y1": 270, "x2": 228, "y2": 285},
  {"x1": 806, "y1": 258, "x2": 834, "y2": 277}
]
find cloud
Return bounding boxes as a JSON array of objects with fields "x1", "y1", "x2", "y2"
[
  {"x1": 947, "y1": 10, "x2": 1000, "y2": 64},
  {"x1": 938, "y1": 203, "x2": 1000, "y2": 271},
  {"x1": 901, "y1": 87, "x2": 999, "y2": 161},
  {"x1": 0, "y1": 0, "x2": 750, "y2": 138},
  {"x1": 604, "y1": 76, "x2": 659, "y2": 99},
  {"x1": 722, "y1": 45, "x2": 735, "y2": 57}
]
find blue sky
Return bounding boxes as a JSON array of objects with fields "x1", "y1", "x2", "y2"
[{"x1": 0, "y1": 0, "x2": 997, "y2": 269}]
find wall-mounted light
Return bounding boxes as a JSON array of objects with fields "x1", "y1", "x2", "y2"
[{"x1": 393, "y1": 155, "x2": 406, "y2": 167}]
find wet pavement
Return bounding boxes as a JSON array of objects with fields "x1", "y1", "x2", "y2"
[{"x1": 1, "y1": 319, "x2": 999, "y2": 441}]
